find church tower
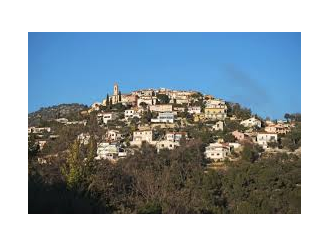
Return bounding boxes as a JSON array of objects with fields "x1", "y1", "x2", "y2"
[{"x1": 113, "y1": 82, "x2": 119, "y2": 96}]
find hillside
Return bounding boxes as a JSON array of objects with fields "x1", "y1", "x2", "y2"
[{"x1": 28, "y1": 103, "x2": 88, "y2": 127}]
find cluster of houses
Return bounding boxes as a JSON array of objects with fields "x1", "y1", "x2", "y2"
[
  {"x1": 203, "y1": 116, "x2": 294, "y2": 162},
  {"x1": 130, "y1": 129, "x2": 186, "y2": 152},
  {"x1": 28, "y1": 118, "x2": 87, "y2": 151},
  {"x1": 29, "y1": 82, "x2": 296, "y2": 165},
  {"x1": 28, "y1": 126, "x2": 58, "y2": 150}
]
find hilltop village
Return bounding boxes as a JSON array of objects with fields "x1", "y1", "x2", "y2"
[{"x1": 28, "y1": 82, "x2": 300, "y2": 167}]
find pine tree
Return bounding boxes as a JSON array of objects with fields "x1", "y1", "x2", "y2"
[
  {"x1": 84, "y1": 136, "x2": 97, "y2": 182},
  {"x1": 86, "y1": 136, "x2": 97, "y2": 164},
  {"x1": 61, "y1": 140, "x2": 83, "y2": 189},
  {"x1": 119, "y1": 91, "x2": 122, "y2": 102},
  {"x1": 106, "y1": 93, "x2": 110, "y2": 108},
  {"x1": 109, "y1": 97, "x2": 113, "y2": 109}
]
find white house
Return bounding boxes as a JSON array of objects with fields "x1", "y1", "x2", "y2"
[
  {"x1": 165, "y1": 132, "x2": 187, "y2": 143},
  {"x1": 151, "y1": 112, "x2": 175, "y2": 123},
  {"x1": 173, "y1": 106, "x2": 185, "y2": 112},
  {"x1": 187, "y1": 106, "x2": 201, "y2": 114},
  {"x1": 205, "y1": 99, "x2": 226, "y2": 108},
  {"x1": 125, "y1": 109, "x2": 135, "y2": 118},
  {"x1": 212, "y1": 121, "x2": 224, "y2": 131},
  {"x1": 156, "y1": 140, "x2": 180, "y2": 152},
  {"x1": 130, "y1": 130, "x2": 154, "y2": 147},
  {"x1": 204, "y1": 143, "x2": 230, "y2": 161},
  {"x1": 257, "y1": 132, "x2": 278, "y2": 148},
  {"x1": 96, "y1": 142, "x2": 119, "y2": 160},
  {"x1": 101, "y1": 112, "x2": 118, "y2": 124},
  {"x1": 105, "y1": 130, "x2": 122, "y2": 142},
  {"x1": 28, "y1": 127, "x2": 51, "y2": 134},
  {"x1": 124, "y1": 109, "x2": 141, "y2": 120},
  {"x1": 149, "y1": 104, "x2": 173, "y2": 112},
  {"x1": 229, "y1": 142, "x2": 241, "y2": 150},
  {"x1": 240, "y1": 117, "x2": 262, "y2": 128},
  {"x1": 66, "y1": 120, "x2": 87, "y2": 126}
]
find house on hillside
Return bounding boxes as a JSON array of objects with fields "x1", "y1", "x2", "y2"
[
  {"x1": 265, "y1": 123, "x2": 290, "y2": 134},
  {"x1": 194, "y1": 113, "x2": 205, "y2": 122},
  {"x1": 188, "y1": 106, "x2": 201, "y2": 114},
  {"x1": 137, "y1": 96, "x2": 157, "y2": 106},
  {"x1": 204, "y1": 142, "x2": 230, "y2": 161},
  {"x1": 232, "y1": 130, "x2": 246, "y2": 141},
  {"x1": 240, "y1": 117, "x2": 261, "y2": 128},
  {"x1": 149, "y1": 104, "x2": 173, "y2": 112},
  {"x1": 100, "y1": 112, "x2": 118, "y2": 124},
  {"x1": 130, "y1": 130, "x2": 154, "y2": 147},
  {"x1": 124, "y1": 109, "x2": 141, "y2": 120},
  {"x1": 105, "y1": 130, "x2": 122, "y2": 142},
  {"x1": 165, "y1": 132, "x2": 187, "y2": 143},
  {"x1": 257, "y1": 132, "x2": 278, "y2": 148},
  {"x1": 121, "y1": 94, "x2": 138, "y2": 107},
  {"x1": 28, "y1": 127, "x2": 51, "y2": 134},
  {"x1": 156, "y1": 140, "x2": 180, "y2": 152},
  {"x1": 205, "y1": 107, "x2": 227, "y2": 120},
  {"x1": 96, "y1": 142, "x2": 120, "y2": 160},
  {"x1": 151, "y1": 112, "x2": 175, "y2": 123},
  {"x1": 173, "y1": 106, "x2": 185, "y2": 112},
  {"x1": 212, "y1": 121, "x2": 224, "y2": 131},
  {"x1": 205, "y1": 99, "x2": 226, "y2": 108}
]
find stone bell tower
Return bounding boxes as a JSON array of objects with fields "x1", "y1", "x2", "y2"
[
  {"x1": 112, "y1": 82, "x2": 119, "y2": 104},
  {"x1": 113, "y1": 82, "x2": 119, "y2": 96}
]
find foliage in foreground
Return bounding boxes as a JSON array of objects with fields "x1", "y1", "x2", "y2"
[{"x1": 29, "y1": 139, "x2": 301, "y2": 214}]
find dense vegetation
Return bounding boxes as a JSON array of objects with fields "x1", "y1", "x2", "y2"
[{"x1": 29, "y1": 139, "x2": 300, "y2": 214}]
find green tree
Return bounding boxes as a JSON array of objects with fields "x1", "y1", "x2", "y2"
[
  {"x1": 224, "y1": 119, "x2": 246, "y2": 132},
  {"x1": 106, "y1": 94, "x2": 110, "y2": 108},
  {"x1": 157, "y1": 94, "x2": 170, "y2": 104},
  {"x1": 109, "y1": 97, "x2": 113, "y2": 109},
  {"x1": 139, "y1": 102, "x2": 148, "y2": 109},
  {"x1": 119, "y1": 91, "x2": 122, "y2": 102},
  {"x1": 227, "y1": 103, "x2": 252, "y2": 120},
  {"x1": 281, "y1": 123, "x2": 301, "y2": 151},
  {"x1": 223, "y1": 153, "x2": 301, "y2": 213},
  {"x1": 28, "y1": 133, "x2": 39, "y2": 163},
  {"x1": 223, "y1": 132, "x2": 236, "y2": 143},
  {"x1": 140, "y1": 110, "x2": 152, "y2": 124},
  {"x1": 61, "y1": 140, "x2": 84, "y2": 190},
  {"x1": 241, "y1": 144, "x2": 263, "y2": 163},
  {"x1": 86, "y1": 136, "x2": 97, "y2": 164},
  {"x1": 284, "y1": 113, "x2": 291, "y2": 122}
]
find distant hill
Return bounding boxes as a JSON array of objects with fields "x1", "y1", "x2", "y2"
[{"x1": 28, "y1": 103, "x2": 88, "y2": 127}]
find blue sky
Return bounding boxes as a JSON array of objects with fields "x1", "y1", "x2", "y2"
[{"x1": 28, "y1": 32, "x2": 301, "y2": 119}]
